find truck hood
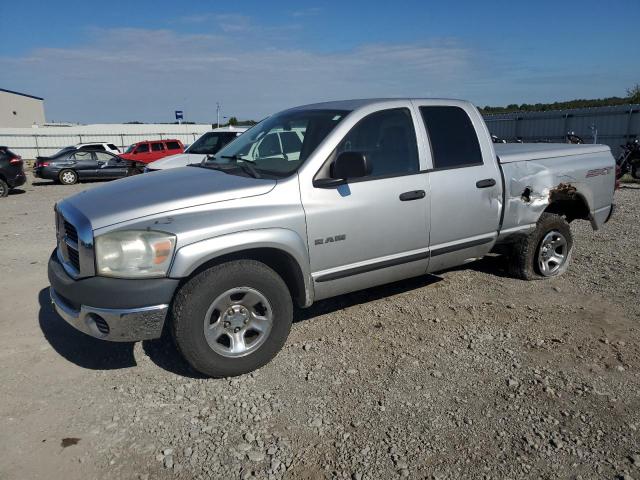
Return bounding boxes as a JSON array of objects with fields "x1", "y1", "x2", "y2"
[
  {"x1": 60, "y1": 166, "x2": 277, "y2": 229},
  {"x1": 148, "y1": 153, "x2": 205, "y2": 170}
]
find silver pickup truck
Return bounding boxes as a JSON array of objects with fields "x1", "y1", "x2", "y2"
[{"x1": 48, "y1": 99, "x2": 615, "y2": 377}]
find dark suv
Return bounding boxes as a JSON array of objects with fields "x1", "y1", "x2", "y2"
[{"x1": 0, "y1": 147, "x2": 26, "y2": 197}]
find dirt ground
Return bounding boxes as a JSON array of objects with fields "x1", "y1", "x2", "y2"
[{"x1": 0, "y1": 173, "x2": 638, "y2": 480}]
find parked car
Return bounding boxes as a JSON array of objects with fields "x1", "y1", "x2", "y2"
[
  {"x1": 34, "y1": 150, "x2": 133, "y2": 185},
  {"x1": 119, "y1": 139, "x2": 184, "y2": 166},
  {"x1": 48, "y1": 98, "x2": 615, "y2": 378},
  {"x1": 144, "y1": 127, "x2": 246, "y2": 172},
  {"x1": 0, "y1": 146, "x2": 26, "y2": 197}
]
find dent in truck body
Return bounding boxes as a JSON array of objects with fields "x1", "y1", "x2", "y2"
[{"x1": 496, "y1": 147, "x2": 615, "y2": 243}]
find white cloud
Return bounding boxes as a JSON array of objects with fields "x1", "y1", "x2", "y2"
[{"x1": 1, "y1": 27, "x2": 479, "y2": 123}]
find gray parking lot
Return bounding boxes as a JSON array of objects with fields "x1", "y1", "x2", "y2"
[{"x1": 1, "y1": 174, "x2": 639, "y2": 479}]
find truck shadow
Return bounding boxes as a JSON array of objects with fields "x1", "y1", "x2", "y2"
[
  {"x1": 38, "y1": 255, "x2": 508, "y2": 378},
  {"x1": 38, "y1": 288, "x2": 137, "y2": 370},
  {"x1": 37, "y1": 287, "x2": 204, "y2": 378}
]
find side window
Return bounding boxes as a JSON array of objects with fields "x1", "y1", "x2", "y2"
[
  {"x1": 151, "y1": 142, "x2": 164, "y2": 152},
  {"x1": 256, "y1": 133, "x2": 282, "y2": 157},
  {"x1": 166, "y1": 141, "x2": 181, "y2": 150},
  {"x1": 94, "y1": 152, "x2": 113, "y2": 162},
  {"x1": 72, "y1": 151, "x2": 93, "y2": 161},
  {"x1": 336, "y1": 108, "x2": 419, "y2": 178},
  {"x1": 280, "y1": 131, "x2": 303, "y2": 155},
  {"x1": 107, "y1": 144, "x2": 118, "y2": 150},
  {"x1": 420, "y1": 106, "x2": 483, "y2": 169},
  {"x1": 136, "y1": 143, "x2": 150, "y2": 153}
]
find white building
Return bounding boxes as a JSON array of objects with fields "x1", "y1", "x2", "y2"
[{"x1": 0, "y1": 88, "x2": 46, "y2": 128}]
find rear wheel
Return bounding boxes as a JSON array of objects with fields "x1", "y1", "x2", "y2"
[
  {"x1": 509, "y1": 213, "x2": 573, "y2": 280},
  {"x1": 171, "y1": 259, "x2": 293, "y2": 377},
  {"x1": 0, "y1": 179, "x2": 8, "y2": 197},
  {"x1": 59, "y1": 169, "x2": 78, "y2": 185}
]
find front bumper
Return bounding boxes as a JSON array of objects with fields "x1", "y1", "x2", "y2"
[
  {"x1": 50, "y1": 288, "x2": 169, "y2": 341},
  {"x1": 48, "y1": 250, "x2": 179, "y2": 341}
]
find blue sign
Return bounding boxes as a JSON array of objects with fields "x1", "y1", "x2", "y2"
[{"x1": 175, "y1": 110, "x2": 184, "y2": 120}]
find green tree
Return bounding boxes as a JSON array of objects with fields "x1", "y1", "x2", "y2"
[
  {"x1": 627, "y1": 84, "x2": 640, "y2": 103},
  {"x1": 227, "y1": 116, "x2": 238, "y2": 126}
]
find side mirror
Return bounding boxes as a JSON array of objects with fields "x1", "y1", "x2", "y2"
[
  {"x1": 332, "y1": 151, "x2": 371, "y2": 180},
  {"x1": 314, "y1": 151, "x2": 371, "y2": 188}
]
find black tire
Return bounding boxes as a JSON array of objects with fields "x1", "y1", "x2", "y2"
[
  {"x1": 509, "y1": 213, "x2": 573, "y2": 280},
  {"x1": 631, "y1": 163, "x2": 640, "y2": 180},
  {"x1": 58, "y1": 169, "x2": 78, "y2": 185},
  {"x1": 171, "y1": 260, "x2": 293, "y2": 378},
  {"x1": 0, "y1": 179, "x2": 8, "y2": 198}
]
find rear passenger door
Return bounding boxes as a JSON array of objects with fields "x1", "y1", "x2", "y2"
[
  {"x1": 414, "y1": 102, "x2": 502, "y2": 273},
  {"x1": 149, "y1": 142, "x2": 165, "y2": 161}
]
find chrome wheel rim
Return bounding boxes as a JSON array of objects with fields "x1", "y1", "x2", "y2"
[
  {"x1": 537, "y1": 230, "x2": 568, "y2": 276},
  {"x1": 62, "y1": 171, "x2": 76, "y2": 184},
  {"x1": 203, "y1": 287, "x2": 273, "y2": 358},
  {"x1": 0, "y1": 183, "x2": 6, "y2": 196}
]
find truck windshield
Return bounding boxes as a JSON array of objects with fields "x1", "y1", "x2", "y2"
[{"x1": 202, "y1": 109, "x2": 350, "y2": 178}]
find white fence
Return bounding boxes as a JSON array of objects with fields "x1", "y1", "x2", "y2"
[{"x1": 0, "y1": 123, "x2": 213, "y2": 159}]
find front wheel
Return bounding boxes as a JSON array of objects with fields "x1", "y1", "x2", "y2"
[
  {"x1": 509, "y1": 213, "x2": 573, "y2": 280},
  {"x1": 0, "y1": 179, "x2": 8, "y2": 197},
  {"x1": 58, "y1": 169, "x2": 78, "y2": 185},
  {"x1": 171, "y1": 260, "x2": 293, "y2": 377}
]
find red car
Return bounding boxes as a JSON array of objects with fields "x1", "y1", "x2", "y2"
[{"x1": 120, "y1": 139, "x2": 184, "y2": 165}]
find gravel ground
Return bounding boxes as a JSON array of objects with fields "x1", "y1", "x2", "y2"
[{"x1": 1, "y1": 174, "x2": 639, "y2": 480}]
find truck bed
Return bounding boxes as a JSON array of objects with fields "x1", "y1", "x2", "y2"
[
  {"x1": 496, "y1": 143, "x2": 615, "y2": 239},
  {"x1": 495, "y1": 143, "x2": 612, "y2": 163}
]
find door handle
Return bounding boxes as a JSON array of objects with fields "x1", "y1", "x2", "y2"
[
  {"x1": 399, "y1": 190, "x2": 426, "y2": 201},
  {"x1": 476, "y1": 178, "x2": 496, "y2": 188}
]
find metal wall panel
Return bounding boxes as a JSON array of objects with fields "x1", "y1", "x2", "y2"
[
  {"x1": 0, "y1": 124, "x2": 213, "y2": 158},
  {"x1": 484, "y1": 104, "x2": 640, "y2": 156}
]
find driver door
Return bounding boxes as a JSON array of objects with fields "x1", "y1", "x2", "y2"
[
  {"x1": 95, "y1": 152, "x2": 129, "y2": 178},
  {"x1": 301, "y1": 106, "x2": 430, "y2": 300}
]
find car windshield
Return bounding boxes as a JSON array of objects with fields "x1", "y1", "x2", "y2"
[
  {"x1": 125, "y1": 144, "x2": 136, "y2": 153},
  {"x1": 187, "y1": 132, "x2": 233, "y2": 155},
  {"x1": 201, "y1": 109, "x2": 349, "y2": 178}
]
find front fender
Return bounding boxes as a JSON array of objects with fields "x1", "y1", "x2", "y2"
[{"x1": 169, "y1": 228, "x2": 314, "y2": 306}]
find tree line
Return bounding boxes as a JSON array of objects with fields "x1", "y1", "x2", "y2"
[{"x1": 480, "y1": 84, "x2": 640, "y2": 115}]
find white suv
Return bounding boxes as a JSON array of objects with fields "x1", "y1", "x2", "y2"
[
  {"x1": 145, "y1": 127, "x2": 247, "y2": 172},
  {"x1": 75, "y1": 142, "x2": 121, "y2": 154}
]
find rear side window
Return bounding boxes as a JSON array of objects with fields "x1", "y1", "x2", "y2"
[
  {"x1": 107, "y1": 144, "x2": 118, "y2": 150},
  {"x1": 73, "y1": 151, "x2": 93, "y2": 161},
  {"x1": 165, "y1": 141, "x2": 181, "y2": 150},
  {"x1": 136, "y1": 143, "x2": 150, "y2": 153},
  {"x1": 151, "y1": 142, "x2": 164, "y2": 152},
  {"x1": 336, "y1": 108, "x2": 419, "y2": 178},
  {"x1": 420, "y1": 106, "x2": 483, "y2": 169}
]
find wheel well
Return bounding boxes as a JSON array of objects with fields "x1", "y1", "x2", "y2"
[
  {"x1": 544, "y1": 191, "x2": 590, "y2": 222},
  {"x1": 188, "y1": 248, "x2": 307, "y2": 307}
]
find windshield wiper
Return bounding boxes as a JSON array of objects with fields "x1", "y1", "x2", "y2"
[
  {"x1": 219, "y1": 155, "x2": 261, "y2": 178},
  {"x1": 220, "y1": 154, "x2": 256, "y2": 163}
]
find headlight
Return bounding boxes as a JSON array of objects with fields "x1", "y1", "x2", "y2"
[{"x1": 95, "y1": 230, "x2": 176, "y2": 278}]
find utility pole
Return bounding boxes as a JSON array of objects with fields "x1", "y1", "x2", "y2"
[{"x1": 216, "y1": 102, "x2": 221, "y2": 128}]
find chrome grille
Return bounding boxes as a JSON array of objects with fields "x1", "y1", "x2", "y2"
[
  {"x1": 63, "y1": 220, "x2": 78, "y2": 244},
  {"x1": 55, "y1": 204, "x2": 94, "y2": 278}
]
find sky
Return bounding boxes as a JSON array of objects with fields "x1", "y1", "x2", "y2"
[{"x1": 1, "y1": 0, "x2": 638, "y2": 124}]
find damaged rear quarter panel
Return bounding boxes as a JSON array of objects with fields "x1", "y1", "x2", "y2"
[{"x1": 500, "y1": 150, "x2": 615, "y2": 235}]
